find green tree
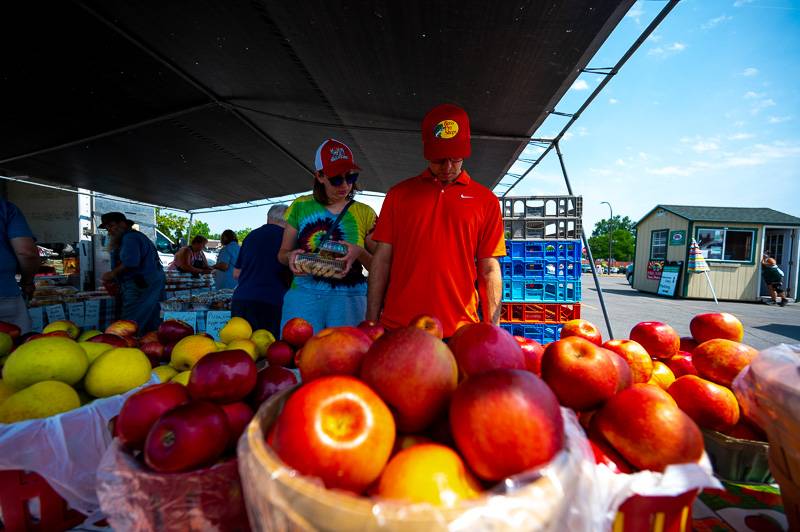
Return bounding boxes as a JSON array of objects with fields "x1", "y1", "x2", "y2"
[
  {"x1": 155, "y1": 209, "x2": 188, "y2": 242},
  {"x1": 588, "y1": 215, "x2": 636, "y2": 262},
  {"x1": 236, "y1": 228, "x2": 252, "y2": 242},
  {"x1": 189, "y1": 220, "x2": 211, "y2": 239}
]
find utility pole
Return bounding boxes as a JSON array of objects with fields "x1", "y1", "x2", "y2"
[{"x1": 601, "y1": 202, "x2": 613, "y2": 274}]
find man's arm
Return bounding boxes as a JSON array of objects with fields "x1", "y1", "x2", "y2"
[
  {"x1": 477, "y1": 257, "x2": 502, "y2": 325},
  {"x1": 11, "y1": 236, "x2": 39, "y2": 298},
  {"x1": 366, "y1": 242, "x2": 392, "y2": 322}
]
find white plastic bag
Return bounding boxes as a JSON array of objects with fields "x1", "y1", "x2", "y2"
[
  {"x1": 0, "y1": 374, "x2": 159, "y2": 523},
  {"x1": 238, "y1": 387, "x2": 605, "y2": 532}
]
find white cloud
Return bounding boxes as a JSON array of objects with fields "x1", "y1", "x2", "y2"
[
  {"x1": 768, "y1": 116, "x2": 792, "y2": 124},
  {"x1": 742, "y1": 67, "x2": 758, "y2": 77},
  {"x1": 751, "y1": 98, "x2": 776, "y2": 114},
  {"x1": 562, "y1": 132, "x2": 574, "y2": 142},
  {"x1": 609, "y1": 98, "x2": 619, "y2": 104},
  {"x1": 576, "y1": 126, "x2": 589, "y2": 137},
  {"x1": 702, "y1": 15, "x2": 732, "y2": 30},
  {"x1": 571, "y1": 79, "x2": 589, "y2": 91},
  {"x1": 647, "y1": 34, "x2": 663, "y2": 43},
  {"x1": 648, "y1": 42, "x2": 687, "y2": 57},
  {"x1": 616, "y1": 158, "x2": 627, "y2": 166},
  {"x1": 744, "y1": 91, "x2": 762, "y2": 99},
  {"x1": 734, "y1": 0, "x2": 754, "y2": 6},
  {"x1": 646, "y1": 166, "x2": 695, "y2": 176},
  {"x1": 728, "y1": 132, "x2": 754, "y2": 140},
  {"x1": 693, "y1": 141, "x2": 720, "y2": 153},
  {"x1": 589, "y1": 168, "x2": 614, "y2": 177},
  {"x1": 626, "y1": 2, "x2": 645, "y2": 23}
]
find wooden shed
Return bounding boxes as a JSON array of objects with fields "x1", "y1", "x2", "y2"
[{"x1": 633, "y1": 205, "x2": 800, "y2": 302}]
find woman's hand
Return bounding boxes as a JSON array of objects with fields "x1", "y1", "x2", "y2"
[
  {"x1": 287, "y1": 249, "x2": 306, "y2": 276},
  {"x1": 333, "y1": 241, "x2": 363, "y2": 278}
]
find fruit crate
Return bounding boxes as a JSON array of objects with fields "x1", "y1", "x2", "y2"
[
  {"x1": 499, "y1": 303, "x2": 580, "y2": 324},
  {"x1": 503, "y1": 218, "x2": 582, "y2": 240},
  {"x1": 502, "y1": 279, "x2": 581, "y2": 303},
  {"x1": 613, "y1": 489, "x2": 698, "y2": 532},
  {"x1": 503, "y1": 240, "x2": 582, "y2": 261},
  {"x1": 499, "y1": 323, "x2": 563, "y2": 344},
  {"x1": 702, "y1": 429, "x2": 772, "y2": 484},
  {"x1": 500, "y1": 257, "x2": 581, "y2": 282},
  {"x1": 500, "y1": 196, "x2": 582, "y2": 219},
  {"x1": 0, "y1": 470, "x2": 87, "y2": 531}
]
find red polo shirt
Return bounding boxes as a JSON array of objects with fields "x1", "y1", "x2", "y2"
[{"x1": 371, "y1": 169, "x2": 505, "y2": 337}]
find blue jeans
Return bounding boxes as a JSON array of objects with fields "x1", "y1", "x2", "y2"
[
  {"x1": 280, "y1": 285, "x2": 366, "y2": 334},
  {"x1": 120, "y1": 271, "x2": 165, "y2": 333}
]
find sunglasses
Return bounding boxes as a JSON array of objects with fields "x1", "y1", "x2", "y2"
[{"x1": 326, "y1": 173, "x2": 359, "y2": 186}]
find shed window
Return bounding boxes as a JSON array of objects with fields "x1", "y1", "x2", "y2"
[
  {"x1": 696, "y1": 228, "x2": 755, "y2": 262},
  {"x1": 650, "y1": 229, "x2": 668, "y2": 260}
]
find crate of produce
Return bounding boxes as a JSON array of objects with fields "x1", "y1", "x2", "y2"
[
  {"x1": 500, "y1": 323, "x2": 563, "y2": 344},
  {"x1": 702, "y1": 429, "x2": 772, "y2": 483},
  {"x1": 502, "y1": 279, "x2": 581, "y2": 303},
  {"x1": 503, "y1": 218, "x2": 582, "y2": 240},
  {"x1": 500, "y1": 303, "x2": 580, "y2": 324},
  {"x1": 504, "y1": 240, "x2": 582, "y2": 261},
  {"x1": 500, "y1": 196, "x2": 582, "y2": 219}
]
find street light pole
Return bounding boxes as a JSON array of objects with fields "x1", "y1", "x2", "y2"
[{"x1": 601, "y1": 202, "x2": 613, "y2": 275}]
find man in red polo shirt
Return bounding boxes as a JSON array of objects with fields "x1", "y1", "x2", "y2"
[{"x1": 366, "y1": 104, "x2": 505, "y2": 338}]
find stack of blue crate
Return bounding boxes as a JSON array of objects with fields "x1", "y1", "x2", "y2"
[{"x1": 497, "y1": 196, "x2": 583, "y2": 344}]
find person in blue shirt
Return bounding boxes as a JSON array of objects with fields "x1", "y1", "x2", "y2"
[
  {"x1": 231, "y1": 205, "x2": 291, "y2": 337},
  {"x1": 212, "y1": 229, "x2": 240, "y2": 290},
  {"x1": 100, "y1": 212, "x2": 165, "y2": 333},
  {"x1": 0, "y1": 200, "x2": 40, "y2": 332}
]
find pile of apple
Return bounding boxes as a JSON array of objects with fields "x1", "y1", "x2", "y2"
[
  {"x1": 261, "y1": 315, "x2": 567, "y2": 507},
  {"x1": 551, "y1": 312, "x2": 764, "y2": 475}
]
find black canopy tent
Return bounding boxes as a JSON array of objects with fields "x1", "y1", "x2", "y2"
[{"x1": 1, "y1": 0, "x2": 633, "y2": 211}]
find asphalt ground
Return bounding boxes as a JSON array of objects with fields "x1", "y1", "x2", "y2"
[{"x1": 580, "y1": 274, "x2": 800, "y2": 350}]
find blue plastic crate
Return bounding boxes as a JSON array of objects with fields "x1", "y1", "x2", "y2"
[
  {"x1": 502, "y1": 279, "x2": 581, "y2": 303},
  {"x1": 503, "y1": 240, "x2": 581, "y2": 261},
  {"x1": 499, "y1": 323, "x2": 563, "y2": 344}
]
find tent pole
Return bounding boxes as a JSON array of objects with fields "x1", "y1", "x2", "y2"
[
  {"x1": 554, "y1": 142, "x2": 614, "y2": 340},
  {"x1": 704, "y1": 271, "x2": 719, "y2": 304},
  {"x1": 186, "y1": 214, "x2": 194, "y2": 245}
]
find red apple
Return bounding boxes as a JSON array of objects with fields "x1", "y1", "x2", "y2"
[
  {"x1": 606, "y1": 348, "x2": 633, "y2": 392},
  {"x1": 357, "y1": 320, "x2": 385, "y2": 342},
  {"x1": 560, "y1": 319, "x2": 602, "y2": 345},
  {"x1": 666, "y1": 352, "x2": 698, "y2": 378},
  {"x1": 144, "y1": 401, "x2": 230, "y2": 472},
  {"x1": 105, "y1": 319, "x2": 138, "y2": 338},
  {"x1": 116, "y1": 383, "x2": 190, "y2": 451},
  {"x1": 141, "y1": 341, "x2": 165, "y2": 360},
  {"x1": 408, "y1": 314, "x2": 444, "y2": 340},
  {"x1": 448, "y1": 322, "x2": 525, "y2": 378},
  {"x1": 630, "y1": 321, "x2": 680, "y2": 359},
  {"x1": 265, "y1": 340, "x2": 294, "y2": 367},
  {"x1": 648, "y1": 361, "x2": 677, "y2": 391},
  {"x1": 602, "y1": 339, "x2": 653, "y2": 384},
  {"x1": 187, "y1": 349, "x2": 257, "y2": 403},
  {"x1": 360, "y1": 327, "x2": 457, "y2": 432},
  {"x1": 157, "y1": 319, "x2": 194, "y2": 345},
  {"x1": 0, "y1": 321, "x2": 21, "y2": 340},
  {"x1": 721, "y1": 417, "x2": 767, "y2": 441},
  {"x1": 296, "y1": 327, "x2": 372, "y2": 382},
  {"x1": 87, "y1": 333, "x2": 128, "y2": 348},
  {"x1": 249, "y1": 366, "x2": 298, "y2": 408},
  {"x1": 692, "y1": 339, "x2": 758, "y2": 387},
  {"x1": 26, "y1": 330, "x2": 71, "y2": 341},
  {"x1": 221, "y1": 401, "x2": 254, "y2": 449},
  {"x1": 282, "y1": 317, "x2": 314, "y2": 348},
  {"x1": 541, "y1": 337, "x2": 618, "y2": 411},
  {"x1": 595, "y1": 384, "x2": 704, "y2": 472},
  {"x1": 680, "y1": 337, "x2": 699, "y2": 354},
  {"x1": 450, "y1": 369, "x2": 564, "y2": 481},
  {"x1": 690, "y1": 312, "x2": 744, "y2": 344},
  {"x1": 272, "y1": 375, "x2": 395, "y2": 492},
  {"x1": 140, "y1": 331, "x2": 159, "y2": 344},
  {"x1": 515, "y1": 336, "x2": 544, "y2": 376},
  {"x1": 668, "y1": 375, "x2": 740, "y2": 431}
]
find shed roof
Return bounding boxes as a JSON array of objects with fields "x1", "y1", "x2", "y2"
[{"x1": 638, "y1": 205, "x2": 800, "y2": 227}]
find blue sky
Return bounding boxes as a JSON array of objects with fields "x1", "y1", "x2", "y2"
[{"x1": 195, "y1": 0, "x2": 800, "y2": 236}]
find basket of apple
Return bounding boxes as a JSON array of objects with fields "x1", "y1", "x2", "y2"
[
  {"x1": 238, "y1": 317, "x2": 631, "y2": 531},
  {"x1": 96, "y1": 346, "x2": 268, "y2": 531}
]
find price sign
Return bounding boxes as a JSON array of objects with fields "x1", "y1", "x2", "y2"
[
  {"x1": 162, "y1": 311, "x2": 197, "y2": 332},
  {"x1": 45, "y1": 304, "x2": 66, "y2": 323},
  {"x1": 28, "y1": 307, "x2": 45, "y2": 332},
  {"x1": 67, "y1": 302, "x2": 85, "y2": 327},
  {"x1": 84, "y1": 300, "x2": 100, "y2": 329},
  {"x1": 204, "y1": 311, "x2": 231, "y2": 340},
  {"x1": 657, "y1": 264, "x2": 682, "y2": 298}
]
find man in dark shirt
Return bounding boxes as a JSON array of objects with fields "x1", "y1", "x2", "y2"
[
  {"x1": 100, "y1": 212, "x2": 165, "y2": 332},
  {"x1": 0, "y1": 200, "x2": 39, "y2": 332},
  {"x1": 232, "y1": 204, "x2": 290, "y2": 337}
]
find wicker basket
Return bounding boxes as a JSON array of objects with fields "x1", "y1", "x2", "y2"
[
  {"x1": 702, "y1": 429, "x2": 772, "y2": 483},
  {"x1": 238, "y1": 387, "x2": 594, "y2": 532}
]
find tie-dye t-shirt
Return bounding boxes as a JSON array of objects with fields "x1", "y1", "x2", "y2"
[{"x1": 285, "y1": 195, "x2": 377, "y2": 294}]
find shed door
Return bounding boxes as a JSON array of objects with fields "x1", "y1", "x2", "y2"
[{"x1": 762, "y1": 229, "x2": 793, "y2": 296}]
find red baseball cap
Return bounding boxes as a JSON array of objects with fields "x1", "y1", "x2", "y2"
[
  {"x1": 422, "y1": 104, "x2": 471, "y2": 160},
  {"x1": 314, "y1": 138, "x2": 361, "y2": 176}
]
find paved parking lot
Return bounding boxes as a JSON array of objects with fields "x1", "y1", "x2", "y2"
[{"x1": 580, "y1": 274, "x2": 800, "y2": 350}]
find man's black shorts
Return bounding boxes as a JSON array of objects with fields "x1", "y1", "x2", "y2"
[{"x1": 769, "y1": 282, "x2": 785, "y2": 292}]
